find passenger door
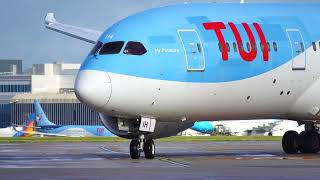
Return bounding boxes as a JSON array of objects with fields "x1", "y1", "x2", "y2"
[
  {"x1": 286, "y1": 29, "x2": 306, "y2": 71},
  {"x1": 178, "y1": 29, "x2": 205, "y2": 72}
]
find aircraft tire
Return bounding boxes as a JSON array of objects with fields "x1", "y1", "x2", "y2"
[
  {"x1": 143, "y1": 139, "x2": 155, "y2": 159},
  {"x1": 130, "y1": 139, "x2": 140, "y2": 159},
  {"x1": 282, "y1": 131, "x2": 299, "y2": 154},
  {"x1": 299, "y1": 131, "x2": 320, "y2": 154},
  {"x1": 298, "y1": 131, "x2": 306, "y2": 153}
]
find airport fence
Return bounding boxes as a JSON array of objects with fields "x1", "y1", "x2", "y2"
[{"x1": 11, "y1": 103, "x2": 102, "y2": 126}]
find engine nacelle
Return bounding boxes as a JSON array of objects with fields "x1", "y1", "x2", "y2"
[{"x1": 99, "y1": 113, "x2": 194, "y2": 139}]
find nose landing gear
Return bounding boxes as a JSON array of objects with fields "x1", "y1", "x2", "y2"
[
  {"x1": 130, "y1": 139, "x2": 140, "y2": 159},
  {"x1": 129, "y1": 134, "x2": 155, "y2": 159},
  {"x1": 282, "y1": 122, "x2": 320, "y2": 154}
]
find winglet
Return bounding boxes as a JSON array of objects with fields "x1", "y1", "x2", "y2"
[
  {"x1": 45, "y1": 13, "x2": 57, "y2": 25},
  {"x1": 44, "y1": 12, "x2": 102, "y2": 44}
]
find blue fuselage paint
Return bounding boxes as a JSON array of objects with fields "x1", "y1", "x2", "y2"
[{"x1": 80, "y1": 3, "x2": 320, "y2": 83}]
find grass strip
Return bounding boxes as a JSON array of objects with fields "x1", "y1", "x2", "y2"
[
  {"x1": 159, "y1": 136, "x2": 281, "y2": 142},
  {"x1": 0, "y1": 136, "x2": 281, "y2": 143}
]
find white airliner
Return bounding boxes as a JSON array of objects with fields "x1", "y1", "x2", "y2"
[{"x1": 45, "y1": 3, "x2": 320, "y2": 159}]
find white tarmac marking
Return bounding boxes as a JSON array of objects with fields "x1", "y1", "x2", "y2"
[
  {"x1": 156, "y1": 147, "x2": 188, "y2": 149},
  {"x1": 81, "y1": 158, "x2": 105, "y2": 161},
  {"x1": 158, "y1": 158, "x2": 190, "y2": 168},
  {"x1": 99, "y1": 146, "x2": 129, "y2": 154},
  {"x1": 0, "y1": 150, "x2": 21, "y2": 153}
]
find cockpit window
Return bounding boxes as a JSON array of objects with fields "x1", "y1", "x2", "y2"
[
  {"x1": 99, "y1": 41, "x2": 125, "y2": 55},
  {"x1": 89, "y1": 41, "x2": 103, "y2": 55},
  {"x1": 123, "y1": 41, "x2": 147, "y2": 55}
]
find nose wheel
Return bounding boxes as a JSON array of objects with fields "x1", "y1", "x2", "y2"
[
  {"x1": 130, "y1": 139, "x2": 140, "y2": 159},
  {"x1": 129, "y1": 137, "x2": 155, "y2": 159},
  {"x1": 144, "y1": 139, "x2": 155, "y2": 159}
]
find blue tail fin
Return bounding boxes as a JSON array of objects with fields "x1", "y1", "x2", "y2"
[{"x1": 34, "y1": 100, "x2": 56, "y2": 126}]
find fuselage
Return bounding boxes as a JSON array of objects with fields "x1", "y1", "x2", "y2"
[
  {"x1": 75, "y1": 3, "x2": 320, "y2": 124},
  {"x1": 38, "y1": 125, "x2": 114, "y2": 137}
]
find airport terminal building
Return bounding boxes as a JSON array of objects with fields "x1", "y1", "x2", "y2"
[{"x1": 0, "y1": 60, "x2": 102, "y2": 128}]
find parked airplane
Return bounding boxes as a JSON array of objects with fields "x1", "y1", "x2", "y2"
[
  {"x1": 12, "y1": 114, "x2": 66, "y2": 137},
  {"x1": 34, "y1": 100, "x2": 115, "y2": 137},
  {"x1": 215, "y1": 120, "x2": 280, "y2": 136},
  {"x1": 0, "y1": 127, "x2": 17, "y2": 137},
  {"x1": 0, "y1": 100, "x2": 209, "y2": 137},
  {"x1": 45, "y1": 3, "x2": 320, "y2": 159},
  {"x1": 270, "y1": 120, "x2": 305, "y2": 136},
  {"x1": 191, "y1": 121, "x2": 215, "y2": 134}
]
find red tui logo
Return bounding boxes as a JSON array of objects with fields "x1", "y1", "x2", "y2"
[{"x1": 203, "y1": 22, "x2": 269, "y2": 62}]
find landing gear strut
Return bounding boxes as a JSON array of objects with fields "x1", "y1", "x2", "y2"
[
  {"x1": 282, "y1": 122, "x2": 320, "y2": 154},
  {"x1": 129, "y1": 134, "x2": 155, "y2": 159}
]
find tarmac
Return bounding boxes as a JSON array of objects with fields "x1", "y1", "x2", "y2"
[{"x1": 0, "y1": 141, "x2": 320, "y2": 180}]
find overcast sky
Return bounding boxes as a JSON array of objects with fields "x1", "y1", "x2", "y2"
[{"x1": 0, "y1": 0, "x2": 318, "y2": 69}]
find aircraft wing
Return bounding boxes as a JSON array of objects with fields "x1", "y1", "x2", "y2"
[{"x1": 45, "y1": 13, "x2": 102, "y2": 44}]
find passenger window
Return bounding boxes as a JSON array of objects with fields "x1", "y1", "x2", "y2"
[
  {"x1": 233, "y1": 42, "x2": 238, "y2": 52},
  {"x1": 89, "y1": 41, "x2": 103, "y2": 55},
  {"x1": 260, "y1": 42, "x2": 265, "y2": 52},
  {"x1": 273, "y1": 42, "x2": 278, "y2": 52},
  {"x1": 218, "y1": 43, "x2": 222, "y2": 52},
  {"x1": 239, "y1": 43, "x2": 244, "y2": 51},
  {"x1": 312, "y1": 42, "x2": 317, "y2": 51},
  {"x1": 123, "y1": 41, "x2": 147, "y2": 55},
  {"x1": 246, "y1": 42, "x2": 256, "y2": 51},
  {"x1": 226, "y1": 42, "x2": 230, "y2": 52},
  {"x1": 253, "y1": 43, "x2": 257, "y2": 51},
  {"x1": 99, "y1": 41, "x2": 125, "y2": 55},
  {"x1": 246, "y1": 42, "x2": 251, "y2": 51},
  {"x1": 267, "y1": 42, "x2": 271, "y2": 52}
]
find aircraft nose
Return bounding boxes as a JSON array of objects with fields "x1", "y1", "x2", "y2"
[{"x1": 75, "y1": 70, "x2": 112, "y2": 110}]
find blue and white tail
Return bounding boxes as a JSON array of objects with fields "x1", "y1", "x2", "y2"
[{"x1": 34, "y1": 100, "x2": 56, "y2": 126}]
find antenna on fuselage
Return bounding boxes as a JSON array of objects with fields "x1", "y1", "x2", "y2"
[{"x1": 240, "y1": 0, "x2": 245, "y2": 3}]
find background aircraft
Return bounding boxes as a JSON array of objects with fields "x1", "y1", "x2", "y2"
[
  {"x1": 11, "y1": 114, "x2": 66, "y2": 137},
  {"x1": 45, "y1": 3, "x2": 320, "y2": 159},
  {"x1": 34, "y1": 100, "x2": 115, "y2": 137},
  {"x1": 0, "y1": 100, "x2": 216, "y2": 137},
  {"x1": 0, "y1": 114, "x2": 60, "y2": 137},
  {"x1": 191, "y1": 121, "x2": 215, "y2": 134},
  {"x1": 35, "y1": 100, "x2": 212, "y2": 136}
]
